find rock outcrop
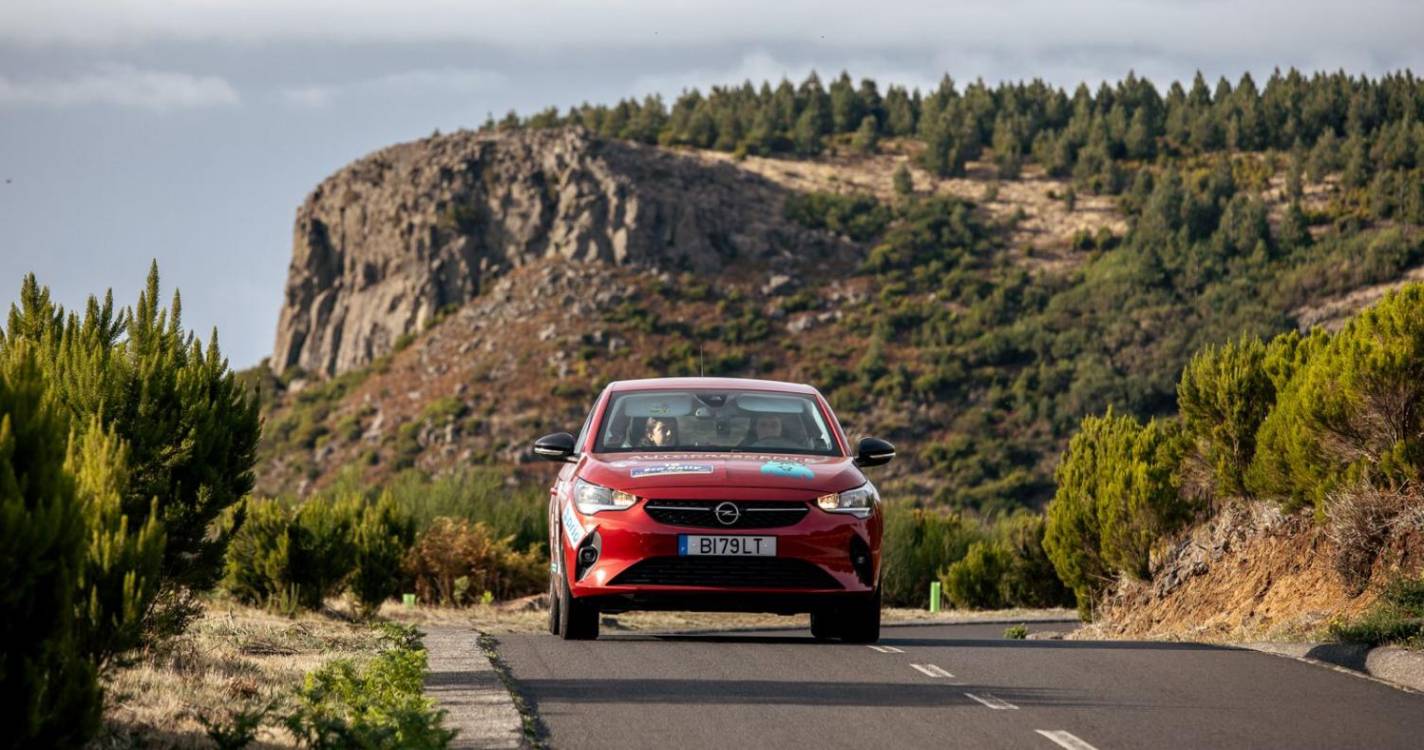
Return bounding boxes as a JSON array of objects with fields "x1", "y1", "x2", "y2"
[{"x1": 273, "y1": 127, "x2": 840, "y2": 377}]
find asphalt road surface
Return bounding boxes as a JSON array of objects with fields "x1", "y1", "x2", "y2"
[{"x1": 494, "y1": 621, "x2": 1424, "y2": 749}]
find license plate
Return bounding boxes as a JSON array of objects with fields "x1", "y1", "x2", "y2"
[{"x1": 678, "y1": 535, "x2": 777, "y2": 556}]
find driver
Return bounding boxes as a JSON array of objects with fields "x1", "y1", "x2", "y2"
[
  {"x1": 640, "y1": 417, "x2": 678, "y2": 448},
  {"x1": 739, "y1": 414, "x2": 785, "y2": 447}
]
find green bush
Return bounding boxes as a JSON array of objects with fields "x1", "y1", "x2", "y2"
[
  {"x1": 68, "y1": 417, "x2": 165, "y2": 668},
  {"x1": 350, "y1": 493, "x2": 416, "y2": 618},
  {"x1": 1329, "y1": 574, "x2": 1424, "y2": 648},
  {"x1": 403, "y1": 518, "x2": 544, "y2": 605},
  {"x1": 283, "y1": 624, "x2": 455, "y2": 749},
  {"x1": 3, "y1": 268, "x2": 259, "y2": 632},
  {"x1": 941, "y1": 513, "x2": 1074, "y2": 610},
  {"x1": 222, "y1": 495, "x2": 361, "y2": 612},
  {"x1": 879, "y1": 502, "x2": 982, "y2": 607},
  {"x1": 1177, "y1": 336, "x2": 1274, "y2": 496},
  {"x1": 942, "y1": 541, "x2": 1011, "y2": 610},
  {"x1": 995, "y1": 513, "x2": 1076, "y2": 608},
  {"x1": 379, "y1": 469, "x2": 546, "y2": 554},
  {"x1": 1045, "y1": 410, "x2": 1192, "y2": 614},
  {"x1": 1249, "y1": 285, "x2": 1424, "y2": 512},
  {"x1": 0, "y1": 342, "x2": 102, "y2": 747},
  {"x1": 784, "y1": 191, "x2": 893, "y2": 242},
  {"x1": 1003, "y1": 623, "x2": 1029, "y2": 640}
]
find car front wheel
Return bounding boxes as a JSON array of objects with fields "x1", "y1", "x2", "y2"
[
  {"x1": 809, "y1": 588, "x2": 880, "y2": 643},
  {"x1": 556, "y1": 569, "x2": 599, "y2": 640}
]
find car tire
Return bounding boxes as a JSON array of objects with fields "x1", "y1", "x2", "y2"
[
  {"x1": 838, "y1": 588, "x2": 882, "y2": 644},
  {"x1": 546, "y1": 565, "x2": 561, "y2": 635},
  {"x1": 557, "y1": 570, "x2": 599, "y2": 640},
  {"x1": 809, "y1": 609, "x2": 840, "y2": 641}
]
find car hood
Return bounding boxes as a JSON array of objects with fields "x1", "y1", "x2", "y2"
[{"x1": 582, "y1": 452, "x2": 864, "y2": 495}]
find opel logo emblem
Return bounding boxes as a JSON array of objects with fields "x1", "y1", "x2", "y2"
[{"x1": 714, "y1": 502, "x2": 741, "y2": 526}]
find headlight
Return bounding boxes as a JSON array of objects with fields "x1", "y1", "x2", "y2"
[
  {"x1": 817, "y1": 482, "x2": 878, "y2": 517},
  {"x1": 574, "y1": 478, "x2": 638, "y2": 514}
]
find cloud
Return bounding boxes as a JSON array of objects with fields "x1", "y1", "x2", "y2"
[
  {"x1": 280, "y1": 67, "x2": 505, "y2": 108},
  {"x1": 0, "y1": 63, "x2": 239, "y2": 110}
]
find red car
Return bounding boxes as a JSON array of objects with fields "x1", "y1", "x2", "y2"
[{"x1": 533, "y1": 377, "x2": 895, "y2": 642}]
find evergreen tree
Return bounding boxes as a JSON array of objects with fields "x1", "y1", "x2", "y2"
[
  {"x1": 0, "y1": 342, "x2": 102, "y2": 748},
  {"x1": 68, "y1": 417, "x2": 164, "y2": 669},
  {"x1": 851, "y1": 115, "x2": 880, "y2": 155},
  {"x1": 892, "y1": 162, "x2": 914, "y2": 198}
]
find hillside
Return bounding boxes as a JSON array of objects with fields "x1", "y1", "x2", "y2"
[{"x1": 252, "y1": 71, "x2": 1424, "y2": 523}]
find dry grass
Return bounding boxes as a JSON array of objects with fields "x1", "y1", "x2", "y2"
[
  {"x1": 97, "y1": 597, "x2": 386, "y2": 749},
  {"x1": 384, "y1": 595, "x2": 1075, "y2": 635}
]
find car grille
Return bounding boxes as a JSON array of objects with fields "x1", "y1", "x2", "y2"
[
  {"x1": 642, "y1": 500, "x2": 810, "y2": 529},
  {"x1": 609, "y1": 556, "x2": 842, "y2": 589}
]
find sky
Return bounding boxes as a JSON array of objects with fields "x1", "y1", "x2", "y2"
[{"x1": 2, "y1": 1, "x2": 1422, "y2": 369}]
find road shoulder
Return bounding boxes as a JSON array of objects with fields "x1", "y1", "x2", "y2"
[
  {"x1": 423, "y1": 626, "x2": 526, "y2": 750},
  {"x1": 1237, "y1": 641, "x2": 1424, "y2": 693}
]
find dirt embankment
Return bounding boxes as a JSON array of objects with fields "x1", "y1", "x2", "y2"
[{"x1": 1077, "y1": 500, "x2": 1424, "y2": 642}]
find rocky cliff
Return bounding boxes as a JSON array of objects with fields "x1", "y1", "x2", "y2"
[{"x1": 273, "y1": 127, "x2": 843, "y2": 377}]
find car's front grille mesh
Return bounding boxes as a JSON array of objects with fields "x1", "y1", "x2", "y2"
[
  {"x1": 609, "y1": 556, "x2": 842, "y2": 589},
  {"x1": 642, "y1": 500, "x2": 810, "y2": 529}
]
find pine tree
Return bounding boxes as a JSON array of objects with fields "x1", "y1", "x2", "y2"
[
  {"x1": 850, "y1": 115, "x2": 880, "y2": 155},
  {"x1": 0, "y1": 342, "x2": 102, "y2": 747},
  {"x1": 67, "y1": 417, "x2": 164, "y2": 669},
  {"x1": 2, "y1": 266, "x2": 260, "y2": 638},
  {"x1": 892, "y1": 163, "x2": 914, "y2": 198}
]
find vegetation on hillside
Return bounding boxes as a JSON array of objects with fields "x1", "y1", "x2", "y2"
[{"x1": 1046, "y1": 284, "x2": 1424, "y2": 630}]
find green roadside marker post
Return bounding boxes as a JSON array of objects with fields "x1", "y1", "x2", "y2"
[
  {"x1": 403, "y1": 593, "x2": 416, "y2": 608},
  {"x1": 929, "y1": 581, "x2": 941, "y2": 613}
]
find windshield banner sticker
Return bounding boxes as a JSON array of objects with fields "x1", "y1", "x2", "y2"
[
  {"x1": 562, "y1": 502, "x2": 586, "y2": 548},
  {"x1": 630, "y1": 463, "x2": 716, "y2": 478},
  {"x1": 761, "y1": 460, "x2": 816, "y2": 479}
]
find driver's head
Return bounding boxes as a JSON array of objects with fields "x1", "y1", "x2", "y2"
[
  {"x1": 754, "y1": 414, "x2": 782, "y2": 439},
  {"x1": 644, "y1": 417, "x2": 677, "y2": 447}
]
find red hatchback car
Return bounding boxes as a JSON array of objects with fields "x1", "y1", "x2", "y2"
[{"x1": 533, "y1": 377, "x2": 895, "y2": 641}]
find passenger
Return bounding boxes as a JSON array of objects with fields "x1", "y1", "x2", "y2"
[{"x1": 640, "y1": 417, "x2": 678, "y2": 448}]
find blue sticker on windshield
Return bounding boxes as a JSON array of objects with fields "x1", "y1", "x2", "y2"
[
  {"x1": 761, "y1": 461, "x2": 815, "y2": 480},
  {"x1": 630, "y1": 463, "x2": 715, "y2": 478}
]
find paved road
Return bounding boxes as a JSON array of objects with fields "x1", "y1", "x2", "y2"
[{"x1": 494, "y1": 621, "x2": 1424, "y2": 749}]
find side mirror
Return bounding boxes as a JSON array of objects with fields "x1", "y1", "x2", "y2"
[
  {"x1": 533, "y1": 432, "x2": 577, "y2": 462},
  {"x1": 854, "y1": 436, "x2": 895, "y2": 467}
]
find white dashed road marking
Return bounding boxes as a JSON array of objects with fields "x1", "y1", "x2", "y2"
[
  {"x1": 867, "y1": 645, "x2": 905, "y2": 653},
  {"x1": 1035, "y1": 730, "x2": 1099, "y2": 750},
  {"x1": 909, "y1": 663, "x2": 955, "y2": 678},
  {"x1": 964, "y1": 692, "x2": 1018, "y2": 710}
]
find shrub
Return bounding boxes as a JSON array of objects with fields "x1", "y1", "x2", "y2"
[
  {"x1": 1003, "y1": 623, "x2": 1029, "y2": 640},
  {"x1": 381, "y1": 469, "x2": 547, "y2": 553},
  {"x1": 880, "y1": 502, "x2": 982, "y2": 607},
  {"x1": 3, "y1": 268, "x2": 260, "y2": 634},
  {"x1": 0, "y1": 343, "x2": 102, "y2": 746},
  {"x1": 283, "y1": 624, "x2": 455, "y2": 749},
  {"x1": 1045, "y1": 410, "x2": 1191, "y2": 614},
  {"x1": 1249, "y1": 285, "x2": 1424, "y2": 512},
  {"x1": 1177, "y1": 335, "x2": 1274, "y2": 496},
  {"x1": 995, "y1": 513, "x2": 1076, "y2": 608},
  {"x1": 942, "y1": 541, "x2": 1011, "y2": 609},
  {"x1": 403, "y1": 518, "x2": 544, "y2": 605},
  {"x1": 222, "y1": 495, "x2": 360, "y2": 612},
  {"x1": 350, "y1": 493, "x2": 416, "y2": 617},
  {"x1": 784, "y1": 191, "x2": 893, "y2": 242},
  {"x1": 1329, "y1": 574, "x2": 1424, "y2": 648},
  {"x1": 67, "y1": 417, "x2": 165, "y2": 668}
]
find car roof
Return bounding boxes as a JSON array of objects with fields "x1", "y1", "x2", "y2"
[{"x1": 605, "y1": 377, "x2": 820, "y2": 395}]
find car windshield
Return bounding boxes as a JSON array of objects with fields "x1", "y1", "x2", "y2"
[{"x1": 593, "y1": 390, "x2": 840, "y2": 456}]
